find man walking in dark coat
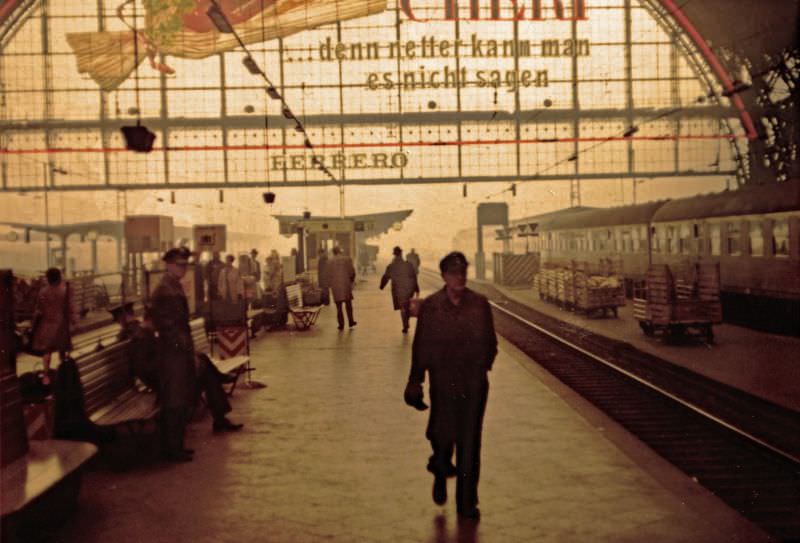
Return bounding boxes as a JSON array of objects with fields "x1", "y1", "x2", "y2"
[
  {"x1": 326, "y1": 246, "x2": 357, "y2": 330},
  {"x1": 404, "y1": 251, "x2": 497, "y2": 520},
  {"x1": 380, "y1": 246, "x2": 419, "y2": 333},
  {"x1": 150, "y1": 247, "x2": 197, "y2": 462}
]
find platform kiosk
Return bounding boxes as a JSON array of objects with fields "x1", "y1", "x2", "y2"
[{"x1": 123, "y1": 215, "x2": 174, "y2": 301}]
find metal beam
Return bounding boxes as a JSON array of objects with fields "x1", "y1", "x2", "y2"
[
  {"x1": 0, "y1": 106, "x2": 737, "y2": 132},
  {"x1": 1, "y1": 169, "x2": 736, "y2": 192}
]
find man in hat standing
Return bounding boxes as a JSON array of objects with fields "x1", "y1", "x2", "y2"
[
  {"x1": 379, "y1": 246, "x2": 419, "y2": 333},
  {"x1": 150, "y1": 247, "x2": 196, "y2": 462},
  {"x1": 404, "y1": 251, "x2": 497, "y2": 520}
]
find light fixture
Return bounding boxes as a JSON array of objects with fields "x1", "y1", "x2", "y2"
[
  {"x1": 263, "y1": 192, "x2": 276, "y2": 204},
  {"x1": 623, "y1": 126, "x2": 639, "y2": 138},
  {"x1": 206, "y1": 2, "x2": 235, "y2": 33},
  {"x1": 121, "y1": 124, "x2": 156, "y2": 153},
  {"x1": 242, "y1": 56, "x2": 262, "y2": 75},
  {"x1": 267, "y1": 86, "x2": 281, "y2": 100}
]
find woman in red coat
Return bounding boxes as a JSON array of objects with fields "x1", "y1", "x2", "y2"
[{"x1": 31, "y1": 268, "x2": 77, "y2": 384}]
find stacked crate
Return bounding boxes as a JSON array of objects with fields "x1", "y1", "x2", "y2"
[
  {"x1": 697, "y1": 262, "x2": 722, "y2": 323},
  {"x1": 573, "y1": 261, "x2": 625, "y2": 312},
  {"x1": 555, "y1": 268, "x2": 575, "y2": 307},
  {"x1": 645, "y1": 265, "x2": 674, "y2": 325}
]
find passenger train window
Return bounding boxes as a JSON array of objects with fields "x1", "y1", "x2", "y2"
[
  {"x1": 726, "y1": 222, "x2": 741, "y2": 256},
  {"x1": 680, "y1": 224, "x2": 691, "y2": 254},
  {"x1": 749, "y1": 221, "x2": 763, "y2": 257},
  {"x1": 773, "y1": 219, "x2": 789, "y2": 258},
  {"x1": 666, "y1": 226, "x2": 675, "y2": 254},
  {"x1": 710, "y1": 223, "x2": 721, "y2": 256}
]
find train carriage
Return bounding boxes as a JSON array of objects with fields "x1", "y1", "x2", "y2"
[{"x1": 523, "y1": 180, "x2": 800, "y2": 335}]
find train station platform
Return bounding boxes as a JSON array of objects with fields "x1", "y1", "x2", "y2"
[
  {"x1": 47, "y1": 274, "x2": 767, "y2": 543},
  {"x1": 480, "y1": 278, "x2": 800, "y2": 413}
]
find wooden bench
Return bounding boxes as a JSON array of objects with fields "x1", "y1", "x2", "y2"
[
  {"x1": 285, "y1": 283, "x2": 322, "y2": 331},
  {"x1": 76, "y1": 338, "x2": 160, "y2": 429},
  {"x1": 190, "y1": 319, "x2": 250, "y2": 395},
  {"x1": 1, "y1": 440, "x2": 98, "y2": 535}
]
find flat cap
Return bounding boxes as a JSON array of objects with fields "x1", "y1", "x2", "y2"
[
  {"x1": 162, "y1": 247, "x2": 191, "y2": 264},
  {"x1": 439, "y1": 251, "x2": 469, "y2": 273}
]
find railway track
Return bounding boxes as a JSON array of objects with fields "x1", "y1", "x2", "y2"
[{"x1": 419, "y1": 270, "x2": 800, "y2": 541}]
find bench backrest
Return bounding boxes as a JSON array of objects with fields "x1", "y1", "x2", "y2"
[
  {"x1": 75, "y1": 340, "x2": 133, "y2": 416},
  {"x1": 190, "y1": 318, "x2": 210, "y2": 355},
  {"x1": 286, "y1": 283, "x2": 304, "y2": 310}
]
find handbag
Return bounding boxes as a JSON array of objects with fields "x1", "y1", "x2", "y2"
[{"x1": 19, "y1": 364, "x2": 53, "y2": 403}]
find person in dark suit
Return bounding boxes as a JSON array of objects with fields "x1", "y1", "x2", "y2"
[
  {"x1": 404, "y1": 251, "x2": 497, "y2": 521},
  {"x1": 150, "y1": 247, "x2": 199, "y2": 462},
  {"x1": 379, "y1": 246, "x2": 419, "y2": 333},
  {"x1": 326, "y1": 246, "x2": 357, "y2": 330}
]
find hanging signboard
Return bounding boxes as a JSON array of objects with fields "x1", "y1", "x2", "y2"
[{"x1": 193, "y1": 224, "x2": 227, "y2": 252}]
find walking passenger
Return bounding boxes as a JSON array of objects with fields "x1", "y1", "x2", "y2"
[
  {"x1": 317, "y1": 248, "x2": 331, "y2": 305},
  {"x1": 326, "y1": 246, "x2": 357, "y2": 330},
  {"x1": 379, "y1": 246, "x2": 419, "y2": 333},
  {"x1": 150, "y1": 247, "x2": 197, "y2": 462},
  {"x1": 406, "y1": 248, "x2": 421, "y2": 275},
  {"x1": 30, "y1": 267, "x2": 77, "y2": 385},
  {"x1": 218, "y1": 254, "x2": 243, "y2": 302},
  {"x1": 404, "y1": 251, "x2": 497, "y2": 520},
  {"x1": 205, "y1": 252, "x2": 224, "y2": 301}
]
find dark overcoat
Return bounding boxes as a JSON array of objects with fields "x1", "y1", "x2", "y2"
[
  {"x1": 150, "y1": 273, "x2": 196, "y2": 409},
  {"x1": 380, "y1": 257, "x2": 419, "y2": 310},
  {"x1": 326, "y1": 254, "x2": 355, "y2": 303},
  {"x1": 317, "y1": 253, "x2": 330, "y2": 289},
  {"x1": 409, "y1": 287, "x2": 497, "y2": 442}
]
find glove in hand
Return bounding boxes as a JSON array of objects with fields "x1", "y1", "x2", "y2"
[{"x1": 404, "y1": 382, "x2": 429, "y2": 411}]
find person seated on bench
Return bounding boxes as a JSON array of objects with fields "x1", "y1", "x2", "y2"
[{"x1": 110, "y1": 301, "x2": 244, "y2": 448}]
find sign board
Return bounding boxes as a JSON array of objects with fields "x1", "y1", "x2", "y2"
[
  {"x1": 299, "y1": 219, "x2": 354, "y2": 233},
  {"x1": 125, "y1": 215, "x2": 174, "y2": 253},
  {"x1": 477, "y1": 203, "x2": 509, "y2": 227},
  {"x1": 193, "y1": 224, "x2": 226, "y2": 252}
]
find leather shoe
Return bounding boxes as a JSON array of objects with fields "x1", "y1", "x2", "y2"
[
  {"x1": 432, "y1": 475, "x2": 447, "y2": 505},
  {"x1": 213, "y1": 418, "x2": 244, "y2": 433},
  {"x1": 349, "y1": 321, "x2": 357, "y2": 328}
]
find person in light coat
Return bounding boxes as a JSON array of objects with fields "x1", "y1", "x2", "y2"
[
  {"x1": 31, "y1": 267, "x2": 78, "y2": 384},
  {"x1": 218, "y1": 254, "x2": 243, "y2": 302},
  {"x1": 326, "y1": 246, "x2": 357, "y2": 330}
]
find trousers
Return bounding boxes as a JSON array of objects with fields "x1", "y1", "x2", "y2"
[
  {"x1": 427, "y1": 388, "x2": 488, "y2": 513},
  {"x1": 334, "y1": 300, "x2": 355, "y2": 328}
]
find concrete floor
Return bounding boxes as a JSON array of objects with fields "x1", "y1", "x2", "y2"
[{"x1": 53, "y1": 276, "x2": 768, "y2": 542}]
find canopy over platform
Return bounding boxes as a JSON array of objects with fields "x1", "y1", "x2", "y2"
[{"x1": 273, "y1": 210, "x2": 413, "y2": 239}]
